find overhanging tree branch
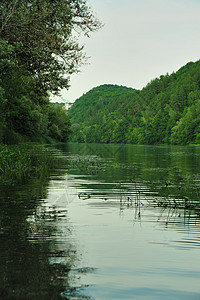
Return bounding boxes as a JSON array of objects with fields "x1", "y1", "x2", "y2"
[{"x1": 0, "y1": 0, "x2": 102, "y2": 93}]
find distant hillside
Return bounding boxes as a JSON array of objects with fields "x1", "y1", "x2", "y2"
[
  {"x1": 69, "y1": 61, "x2": 200, "y2": 145},
  {"x1": 69, "y1": 84, "x2": 137, "y2": 123}
]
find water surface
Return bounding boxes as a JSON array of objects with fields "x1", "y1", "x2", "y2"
[{"x1": 1, "y1": 143, "x2": 200, "y2": 299}]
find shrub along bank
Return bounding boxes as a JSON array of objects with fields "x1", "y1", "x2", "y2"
[
  {"x1": 0, "y1": 0, "x2": 102, "y2": 183},
  {"x1": 0, "y1": 143, "x2": 56, "y2": 184}
]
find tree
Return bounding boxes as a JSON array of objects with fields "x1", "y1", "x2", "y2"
[
  {"x1": 48, "y1": 104, "x2": 71, "y2": 142},
  {"x1": 0, "y1": 0, "x2": 102, "y2": 94}
]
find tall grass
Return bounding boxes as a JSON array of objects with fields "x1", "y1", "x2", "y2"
[{"x1": 0, "y1": 143, "x2": 54, "y2": 183}]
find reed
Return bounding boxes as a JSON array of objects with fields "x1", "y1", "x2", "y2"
[
  {"x1": 125, "y1": 177, "x2": 200, "y2": 224},
  {"x1": 0, "y1": 143, "x2": 55, "y2": 183}
]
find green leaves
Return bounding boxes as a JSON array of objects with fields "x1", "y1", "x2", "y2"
[
  {"x1": 69, "y1": 61, "x2": 200, "y2": 145},
  {"x1": 0, "y1": 0, "x2": 102, "y2": 93},
  {"x1": 48, "y1": 103, "x2": 71, "y2": 142},
  {"x1": 0, "y1": 1, "x2": 101, "y2": 144}
]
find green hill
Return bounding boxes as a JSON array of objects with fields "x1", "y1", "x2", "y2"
[{"x1": 69, "y1": 61, "x2": 200, "y2": 145}]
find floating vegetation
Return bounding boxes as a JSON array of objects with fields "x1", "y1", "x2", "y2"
[
  {"x1": 68, "y1": 154, "x2": 106, "y2": 176},
  {"x1": 78, "y1": 192, "x2": 91, "y2": 200},
  {"x1": 117, "y1": 178, "x2": 200, "y2": 226},
  {"x1": 63, "y1": 146, "x2": 200, "y2": 227},
  {"x1": 60, "y1": 285, "x2": 93, "y2": 299},
  {"x1": 70, "y1": 267, "x2": 98, "y2": 275}
]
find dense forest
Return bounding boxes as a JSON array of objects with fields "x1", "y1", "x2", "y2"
[
  {"x1": 0, "y1": 0, "x2": 100, "y2": 144},
  {"x1": 0, "y1": 39, "x2": 72, "y2": 144},
  {"x1": 69, "y1": 60, "x2": 200, "y2": 145}
]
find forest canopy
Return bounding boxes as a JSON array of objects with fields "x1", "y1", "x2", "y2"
[
  {"x1": 0, "y1": 0, "x2": 101, "y2": 144},
  {"x1": 69, "y1": 61, "x2": 200, "y2": 145},
  {"x1": 0, "y1": 0, "x2": 101, "y2": 93}
]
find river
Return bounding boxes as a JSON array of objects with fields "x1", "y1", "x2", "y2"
[{"x1": 0, "y1": 143, "x2": 200, "y2": 299}]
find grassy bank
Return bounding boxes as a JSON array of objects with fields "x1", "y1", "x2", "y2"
[{"x1": 0, "y1": 143, "x2": 55, "y2": 184}]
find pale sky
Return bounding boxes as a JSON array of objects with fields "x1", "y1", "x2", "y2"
[{"x1": 51, "y1": 0, "x2": 200, "y2": 103}]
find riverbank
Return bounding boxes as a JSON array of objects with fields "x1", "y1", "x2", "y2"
[{"x1": 0, "y1": 143, "x2": 55, "y2": 184}]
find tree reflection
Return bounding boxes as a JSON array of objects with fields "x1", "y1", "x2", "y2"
[{"x1": 0, "y1": 174, "x2": 84, "y2": 300}]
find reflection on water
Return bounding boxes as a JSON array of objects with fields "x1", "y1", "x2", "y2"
[
  {"x1": 0, "y1": 174, "x2": 78, "y2": 299},
  {"x1": 1, "y1": 143, "x2": 200, "y2": 299}
]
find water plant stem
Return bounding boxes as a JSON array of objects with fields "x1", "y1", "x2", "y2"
[{"x1": 0, "y1": 143, "x2": 54, "y2": 183}]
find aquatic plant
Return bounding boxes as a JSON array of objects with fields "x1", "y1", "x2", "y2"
[
  {"x1": 116, "y1": 177, "x2": 200, "y2": 225},
  {"x1": 0, "y1": 143, "x2": 55, "y2": 183}
]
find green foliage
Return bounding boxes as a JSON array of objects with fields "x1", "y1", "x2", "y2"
[
  {"x1": 0, "y1": 0, "x2": 101, "y2": 145},
  {"x1": 48, "y1": 104, "x2": 71, "y2": 142},
  {"x1": 171, "y1": 102, "x2": 200, "y2": 145},
  {"x1": 69, "y1": 60, "x2": 200, "y2": 145},
  {"x1": 69, "y1": 84, "x2": 138, "y2": 143},
  {"x1": 0, "y1": 0, "x2": 101, "y2": 93},
  {"x1": 0, "y1": 143, "x2": 54, "y2": 183},
  {"x1": 0, "y1": 39, "x2": 71, "y2": 144}
]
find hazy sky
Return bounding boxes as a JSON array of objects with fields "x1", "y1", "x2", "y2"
[{"x1": 52, "y1": 0, "x2": 200, "y2": 103}]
